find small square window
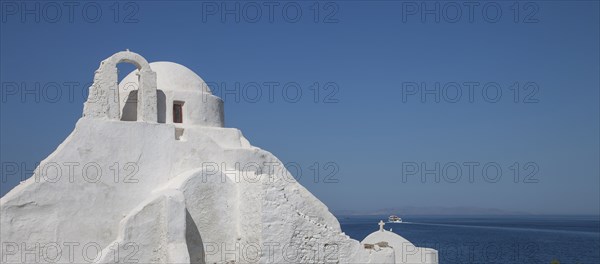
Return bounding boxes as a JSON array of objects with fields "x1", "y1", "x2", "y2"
[{"x1": 173, "y1": 102, "x2": 183, "y2": 123}]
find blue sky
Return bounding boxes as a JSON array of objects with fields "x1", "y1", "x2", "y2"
[{"x1": 1, "y1": 1, "x2": 598, "y2": 215}]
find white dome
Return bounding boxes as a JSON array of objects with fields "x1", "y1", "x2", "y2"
[
  {"x1": 362, "y1": 230, "x2": 413, "y2": 247},
  {"x1": 362, "y1": 229, "x2": 438, "y2": 263},
  {"x1": 119, "y1": 61, "x2": 211, "y2": 93}
]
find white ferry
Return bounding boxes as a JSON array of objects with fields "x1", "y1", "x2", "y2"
[{"x1": 388, "y1": 215, "x2": 402, "y2": 223}]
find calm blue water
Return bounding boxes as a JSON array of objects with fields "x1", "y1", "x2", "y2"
[{"x1": 338, "y1": 215, "x2": 600, "y2": 264}]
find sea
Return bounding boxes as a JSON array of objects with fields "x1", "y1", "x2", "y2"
[{"x1": 338, "y1": 215, "x2": 600, "y2": 264}]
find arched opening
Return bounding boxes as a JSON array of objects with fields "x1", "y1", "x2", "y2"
[
  {"x1": 157, "y1": 91, "x2": 166, "y2": 123},
  {"x1": 186, "y1": 210, "x2": 205, "y2": 264},
  {"x1": 121, "y1": 90, "x2": 138, "y2": 121},
  {"x1": 117, "y1": 62, "x2": 138, "y2": 84},
  {"x1": 121, "y1": 89, "x2": 165, "y2": 123},
  {"x1": 118, "y1": 63, "x2": 139, "y2": 122}
]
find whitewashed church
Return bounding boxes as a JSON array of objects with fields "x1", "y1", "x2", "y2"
[{"x1": 0, "y1": 51, "x2": 438, "y2": 263}]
